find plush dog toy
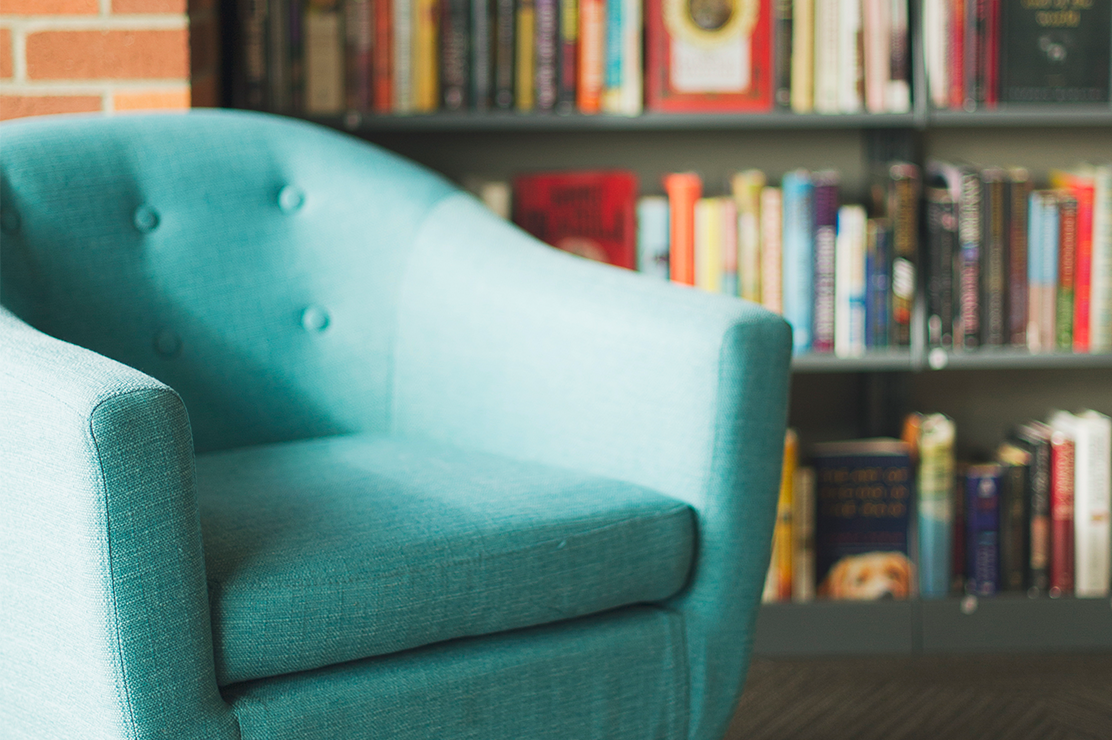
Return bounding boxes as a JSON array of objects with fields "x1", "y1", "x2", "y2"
[{"x1": 818, "y1": 551, "x2": 914, "y2": 599}]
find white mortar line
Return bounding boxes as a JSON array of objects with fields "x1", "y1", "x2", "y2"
[{"x1": 0, "y1": 16, "x2": 189, "y2": 32}]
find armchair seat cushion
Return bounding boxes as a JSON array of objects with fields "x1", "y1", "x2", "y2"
[{"x1": 195, "y1": 434, "x2": 696, "y2": 686}]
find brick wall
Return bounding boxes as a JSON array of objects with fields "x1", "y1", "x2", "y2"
[{"x1": 0, "y1": 0, "x2": 220, "y2": 120}]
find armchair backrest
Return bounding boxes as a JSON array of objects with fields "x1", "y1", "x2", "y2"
[{"x1": 1, "y1": 111, "x2": 455, "y2": 452}]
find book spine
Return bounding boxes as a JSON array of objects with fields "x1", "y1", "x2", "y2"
[
  {"x1": 1049, "y1": 430, "x2": 1075, "y2": 596},
  {"x1": 1057, "y1": 195, "x2": 1078, "y2": 350},
  {"x1": 1022, "y1": 430, "x2": 1052, "y2": 595},
  {"x1": 774, "y1": 0, "x2": 794, "y2": 109},
  {"x1": 813, "y1": 0, "x2": 840, "y2": 113},
  {"x1": 1071, "y1": 182, "x2": 1095, "y2": 353},
  {"x1": 577, "y1": 0, "x2": 604, "y2": 113},
  {"x1": 636, "y1": 196, "x2": 671, "y2": 280},
  {"x1": 965, "y1": 0, "x2": 985, "y2": 109},
  {"x1": 782, "y1": 171, "x2": 815, "y2": 353},
  {"x1": 924, "y1": 0, "x2": 947, "y2": 108},
  {"x1": 761, "y1": 187, "x2": 784, "y2": 314},
  {"x1": 957, "y1": 168, "x2": 982, "y2": 348},
  {"x1": 694, "y1": 198, "x2": 722, "y2": 293},
  {"x1": 663, "y1": 173, "x2": 702, "y2": 286},
  {"x1": 792, "y1": 465, "x2": 816, "y2": 602},
  {"x1": 966, "y1": 465, "x2": 1001, "y2": 596},
  {"x1": 268, "y1": 0, "x2": 290, "y2": 113},
  {"x1": 616, "y1": 0, "x2": 641, "y2": 115},
  {"x1": 951, "y1": 463, "x2": 966, "y2": 594},
  {"x1": 790, "y1": 0, "x2": 815, "y2": 113},
  {"x1": 1093, "y1": 167, "x2": 1112, "y2": 352},
  {"x1": 866, "y1": 218, "x2": 891, "y2": 348},
  {"x1": 535, "y1": 0, "x2": 558, "y2": 110},
  {"x1": 889, "y1": 163, "x2": 920, "y2": 347},
  {"x1": 980, "y1": 168, "x2": 1007, "y2": 346},
  {"x1": 812, "y1": 171, "x2": 839, "y2": 353},
  {"x1": 601, "y1": 0, "x2": 621, "y2": 112},
  {"x1": 394, "y1": 0, "x2": 415, "y2": 111},
  {"x1": 1007, "y1": 169, "x2": 1031, "y2": 346},
  {"x1": 441, "y1": 0, "x2": 471, "y2": 109},
  {"x1": 1027, "y1": 190, "x2": 1043, "y2": 350},
  {"x1": 835, "y1": 204, "x2": 867, "y2": 357},
  {"x1": 289, "y1": 0, "x2": 306, "y2": 112},
  {"x1": 721, "y1": 199, "x2": 739, "y2": 297},
  {"x1": 1040, "y1": 193, "x2": 1060, "y2": 353},
  {"x1": 413, "y1": 0, "x2": 441, "y2": 111},
  {"x1": 493, "y1": 0, "x2": 515, "y2": 109},
  {"x1": 837, "y1": 0, "x2": 863, "y2": 113},
  {"x1": 863, "y1": 0, "x2": 889, "y2": 114},
  {"x1": 764, "y1": 430, "x2": 798, "y2": 602},
  {"x1": 304, "y1": 1, "x2": 345, "y2": 114},
  {"x1": 949, "y1": 0, "x2": 967, "y2": 110},
  {"x1": 919, "y1": 414, "x2": 955, "y2": 597},
  {"x1": 886, "y1": 0, "x2": 909, "y2": 111},
  {"x1": 1076, "y1": 412, "x2": 1111, "y2": 598},
  {"x1": 346, "y1": 0, "x2": 374, "y2": 112},
  {"x1": 983, "y1": 0, "x2": 999, "y2": 107},
  {"x1": 515, "y1": 0, "x2": 536, "y2": 110},
  {"x1": 375, "y1": 0, "x2": 395, "y2": 111},
  {"x1": 556, "y1": 0, "x2": 578, "y2": 112},
  {"x1": 470, "y1": 0, "x2": 490, "y2": 109},
  {"x1": 238, "y1": 0, "x2": 268, "y2": 110},
  {"x1": 926, "y1": 187, "x2": 956, "y2": 348},
  {"x1": 732, "y1": 170, "x2": 766, "y2": 303},
  {"x1": 998, "y1": 460, "x2": 1027, "y2": 591}
]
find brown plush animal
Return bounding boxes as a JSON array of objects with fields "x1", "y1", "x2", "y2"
[{"x1": 818, "y1": 551, "x2": 914, "y2": 600}]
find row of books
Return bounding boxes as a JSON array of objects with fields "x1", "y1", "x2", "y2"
[
  {"x1": 232, "y1": 0, "x2": 918, "y2": 116},
  {"x1": 924, "y1": 162, "x2": 1112, "y2": 354},
  {"x1": 762, "y1": 410, "x2": 1112, "y2": 602},
  {"x1": 922, "y1": 0, "x2": 1112, "y2": 111},
  {"x1": 500, "y1": 162, "x2": 1112, "y2": 357}
]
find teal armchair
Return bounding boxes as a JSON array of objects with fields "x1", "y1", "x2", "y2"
[{"x1": 0, "y1": 111, "x2": 791, "y2": 740}]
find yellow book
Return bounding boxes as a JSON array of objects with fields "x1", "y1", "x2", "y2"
[
  {"x1": 764, "y1": 429, "x2": 797, "y2": 602},
  {"x1": 732, "y1": 170, "x2": 766, "y2": 302},
  {"x1": 412, "y1": 0, "x2": 439, "y2": 111},
  {"x1": 694, "y1": 197, "x2": 723, "y2": 294},
  {"x1": 516, "y1": 0, "x2": 536, "y2": 111}
]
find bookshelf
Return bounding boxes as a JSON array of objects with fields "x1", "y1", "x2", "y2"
[{"x1": 220, "y1": 0, "x2": 1112, "y2": 658}]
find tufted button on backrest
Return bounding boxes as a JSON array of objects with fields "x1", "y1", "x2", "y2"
[{"x1": 0, "y1": 110, "x2": 456, "y2": 453}]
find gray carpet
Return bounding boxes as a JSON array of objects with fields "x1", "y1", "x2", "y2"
[{"x1": 726, "y1": 654, "x2": 1112, "y2": 740}]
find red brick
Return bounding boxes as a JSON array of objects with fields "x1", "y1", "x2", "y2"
[
  {"x1": 26, "y1": 29, "x2": 189, "y2": 80},
  {"x1": 0, "y1": 95, "x2": 102, "y2": 121},
  {"x1": 114, "y1": 88, "x2": 190, "y2": 111},
  {"x1": 112, "y1": 0, "x2": 187, "y2": 13},
  {"x1": 1, "y1": 0, "x2": 98, "y2": 13},
  {"x1": 0, "y1": 30, "x2": 12, "y2": 80}
]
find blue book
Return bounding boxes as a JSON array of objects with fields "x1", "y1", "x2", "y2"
[
  {"x1": 965, "y1": 464, "x2": 1003, "y2": 596},
  {"x1": 865, "y1": 219, "x2": 891, "y2": 349},
  {"x1": 782, "y1": 170, "x2": 814, "y2": 354},
  {"x1": 636, "y1": 196, "x2": 670, "y2": 280},
  {"x1": 604, "y1": 0, "x2": 622, "y2": 91},
  {"x1": 917, "y1": 414, "x2": 955, "y2": 598}
]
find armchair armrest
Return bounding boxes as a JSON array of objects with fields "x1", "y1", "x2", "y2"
[
  {"x1": 0, "y1": 309, "x2": 235, "y2": 739},
  {"x1": 393, "y1": 194, "x2": 792, "y2": 740}
]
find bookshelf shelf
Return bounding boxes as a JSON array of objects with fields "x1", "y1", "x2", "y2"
[
  {"x1": 754, "y1": 597, "x2": 1112, "y2": 656},
  {"x1": 928, "y1": 105, "x2": 1112, "y2": 128},
  {"x1": 791, "y1": 351, "x2": 915, "y2": 373},
  {"x1": 791, "y1": 350, "x2": 1112, "y2": 374}
]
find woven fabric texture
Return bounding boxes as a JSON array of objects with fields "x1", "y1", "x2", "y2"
[
  {"x1": 196, "y1": 433, "x2": 695, "y2": 685},
  {"x1": 224, "y1": 605, "x2": 688, "y2": 740}
]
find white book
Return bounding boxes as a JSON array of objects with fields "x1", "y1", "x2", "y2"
[
  {"x1": 1090, "y1": 164, "x2": 1112, "y2": 352},
  {"x1": 838, "y1": 0, "x2": 863, "y2": 113},
  {"x1": 885, "y1": 0, "x2": 910, "y2": 112},
  {"x1": 694, "y1": 198, "x2": 721, "y2": 294},
  {"x1": 813, "y1": 0, "x2": 841, "y2": 113},
  {"x1": 923, "y1": 0, "x2": 948, "y2": 110},
  {"x1": 862, "y1": 0, "x2": 890, "y2": 114},
  {"x1": 619, "y1": 0, "x2": 643, "y2": 115},
  {"x1": 636, "y1": 196, "x2": 670, "y2": 280},
  {"x1": 760, "y1": 187, "x2": 784, "y2": 314},
  {"x1": 835, "y1": 204, "x2": 867, "y2": 357},
  {"x1": 1049, "y1": 410, "x2": 1112, "y2": 597}
]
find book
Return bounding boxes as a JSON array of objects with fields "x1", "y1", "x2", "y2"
[
  {"x1": 763, "y1": 429, "x2": 797, "y2": 602},
  {"x1": 516, "y1": 0, "x2": 537, "y2": 110},
  {"x1": 304, "y1": 0, "x2": 345, "y2": 114},
  {"x1": 346, "y1": 0, "x2": 374, "y2": 111},
  {"x1": 464, "y1": 176, "x2": 512, "y2": 218},
  {"x1": 811, "y1": 170, "x2": 839, "y2": 354},
  {"x1": 268, "y1": 0, "x2": 292, "y2": 113},
  {"x1": 413, "y1": 0, "x2": 441, "y2": 111},
  {"x1": 556, "y1": 0, "x2": 579, "y2": 112},
  {"x1": 636, "y1": 195, "x2": 671, "y2": 280},
  {"x1": 1050, "y1": 411, "x2": 1111, "y2": 598},
  {"x1": 663, "y1": 172, "x2": 702, "y2": 285},
  {"x1": 1028, "y1": 190, "x2": 1060, "y2": 352},
  {"x1": 965, "y1": 463, "x2": 1002, "y2": 596},
  {"x1": 470, "y1": 0, "x2": 491, "y2": 109},
  {"x1": 494, "y1": 0, "x2": 516, "y2": 109},
  {"x1": 1048, "y1": 426, "x2": 1075, "y2": 597},
  {"x1": 887, "y1": 163, "x2": 920, "y2": 347},
  {"x1": 600, "y1": 0, "x2": 642, "y2": 115},
  {"x1": 995, "y1": 442, "x2": 1030, "y2": 593},
  {"x1": 394, "y1": 0, "x2": 415, "y2": 112},
  {"x1": 948, "y1": 0, "x2": 966, "y2": 110},
  {"x1": 1051, "y1": 169, "x2": 1096, "y2": 353},
  {"x1": 236, "y1": 0, "x2": 269, "y2": 110},
  {"x1": 1092, "y1": 165, "x2": 1112, "y2": 353},
  {"x1": 834, "y1": 204, "x2": 867, "y2": 358},
  {"x1": 732, "y1": 170, "x2": 766, "y2": 303},
  {"x1": 577, "y1": 0, "x2": 605, "y2": 113},
  {"x1": 1007, "y1": 168, "x2": 1031, "y2": 347},
  {"x1": 957, "y1": 165, "x2": 982, "y2": 348},
  {"x1": 865, "y1": 218, "x2": 891, "y2": 349},
  {"x1": 792, "y1": 464, "x2": 816, "y2": 601},
  {"x1": 924, "y1": 0, "x2": 949, "y2": 108},
  {"x1": 917, "y1": 413, "x2": 956, "y2": 598},
  {"x1": 773, "y1": 0, "x2": 794, "y2": 109},
  {"x1": 1012, "y1": 422, "x2": 1051, "y2": 596},
  {"x1": 375, "y1": 0, "x2": 395, "y2": 111},
  {"x1": 980, "y1": 167, "x2": 1007, "y2": 346},
  {"x1": 645, "y1": 0, "x2": 773, "y2": 112},
  {"x1": 813, "y1": 0, "x2": 840, "y2": 113},
  {"x1": 813, "y1": 438, "x2": 914, "y2": 600},
  {"x1": 782, "y1": 170, "x2": 815, "y2": 353},
  {"x1": 512, "y1": 170, "x2": 638, "y2": 268},
  {"x1": 1000, "y1": 0, "x2": 1111, "y2": 103},
  {"x1": 694, "y1": 197, "x2": 724, "y2": 293},
  {"x1": 862, "y1": 0, "x2": 888, "y2": 114},
  {"x1": 535, "y1": 0, "x2": 559, "y2": 110},
  {"x1": 790, "y1": 0, "x2": 815, "y2": 112},
  {"x1": 720, "y1": 197, "x2": 739, "y2": 297},
  {"x1": 441, "y1": 0, "x2": 471, "y2": 110},
  {"x1": 925, "y1": 183, "x2": 956, "y2": 348},
  {"x1": 1057, "y1": 193, "x2": 1078, "y2": 350},
  {"x1": 886, "y1": 0, "x2": 910, "y2": 111},
  {"x1": 760, "y1": 186, "x2": 784, "y2": 314},
  {"x1": 837, "y1": 0, "x2": 863, "y2": 113}
]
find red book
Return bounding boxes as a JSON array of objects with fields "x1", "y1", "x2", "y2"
[
  {"x1": 663, "y1": 172, "x2": 702, "y2": 286},
  {"x1": 512, "y1": 171, "x2": 639, "y2": 269},
  {"x1": 1052, "y1": 172, "x2": 1096, "y2": 352},
  {"x1": 645, "y1": 0, "x2": 773, "y2": 112},
  {"x1": 373, "y1": 0, "x2": 393, "y2": 112},
  {"x1": 1049, "y1": 430, "x2": 1075, "y2": 597},
  {"x1": 984, "y1": 0, "x2": 1000, "y2": 107},
  {"x1": 949, "y1": 0, "x2": 966, "y2": 109}
]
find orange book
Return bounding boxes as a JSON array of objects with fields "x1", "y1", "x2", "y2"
[
  {"x1": 577, "y1": 0, "x2": 604, "y2": 113},
  {"x1": 1051, "y1": 170, "x2": 1096, "y2": 353},
  {"x1": 663, "y1": 172, "x2": 702, "y2": 286},
  {"x1": 373, "y1": 0, "x2": 393, "y2": 111}
]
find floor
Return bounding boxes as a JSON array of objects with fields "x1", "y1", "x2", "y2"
[{"x1": 725, "y1": 653, "x2": 1112, "y2": 740}]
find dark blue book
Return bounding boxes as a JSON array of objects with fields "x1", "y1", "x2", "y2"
[
  {"x1": 813, "y1": 439, "x2": 914, "y2": 600},
  {"x1": 865, "y1": 218, "x2": 891, "y2": 349},
  {"x1": 965, "y1": 464, "x2": 1003, "y2": 596}
]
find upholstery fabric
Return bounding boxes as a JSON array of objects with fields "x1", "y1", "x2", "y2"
[
  {"x1": 196, "y1": 434, "x2": 695, "y2": 685},
  {"x1": 1, "y1": 110, "x2": 792, "y2": 740},
  {"x1": 224, "y1": 605, "x2": 688, "y2": 740}
]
